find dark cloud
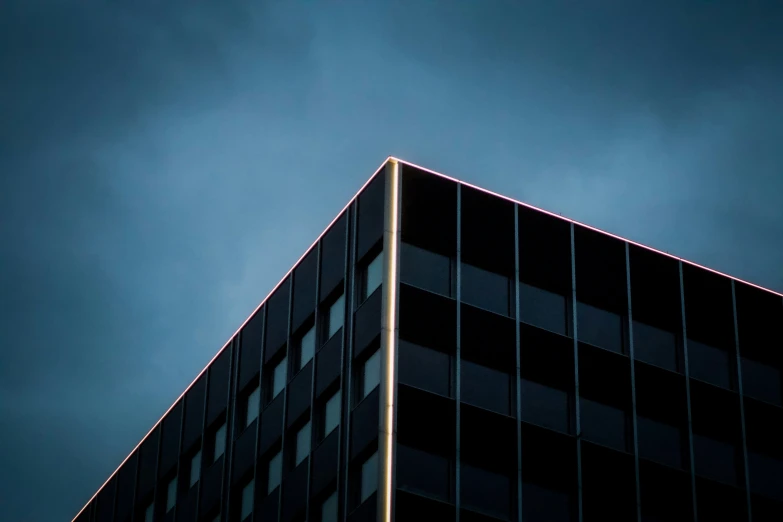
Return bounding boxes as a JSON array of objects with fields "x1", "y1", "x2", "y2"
[{"x1": 1, "y1": 1, "x2": 781, "y2": 520}]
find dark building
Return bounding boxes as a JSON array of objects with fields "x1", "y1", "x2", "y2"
[{"x1": 72, "y1": 158, "x2": 783, "y2": 522}]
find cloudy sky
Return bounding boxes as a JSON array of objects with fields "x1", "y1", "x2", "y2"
[{"x1": 1, "y1": 1, "x2": 782, "y2": 520}]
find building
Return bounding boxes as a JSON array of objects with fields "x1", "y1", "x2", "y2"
[{"x1": 71, "y1": 157, "x2": 783, "y2": 522}]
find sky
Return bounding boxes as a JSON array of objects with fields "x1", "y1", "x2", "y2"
[{"x1": 1, "y1": 1, "x2": 782, "y2": 520}]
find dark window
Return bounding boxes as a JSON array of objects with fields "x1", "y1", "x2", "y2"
[
  {"x1": 165, "y1": 475, "x2": 177, "y2": 513},
  {"x1": 320, "y1": 390, "x2": 341, "y2": 440},
  {"x1": 522, "y1": 482, "x2": 573, "y2": 522},
  {"x1": 693, "y1": 434, "x2": 739, "y2": 485},
  {"x1": 188, "y1": 448, "x2": 202, "y2": 488},
  {"x1": 359, "y1": 350, "x2": 381, "y2": 401},
  {"x1": 461, "y1": 360, "x2": 512, "y2": 416},
  {"x1": 240, "y1": 479, "x2": 254, "y2": 520},
  {"x1": 637, "y1": 416, "x2": 684, "y2": 468},
  {"x1": 400, "y1": 242, "x2": 454, "y2": 297},
  {"x1": 360, "y1": 452, "x2": 378, "y2": 503},
  {"x1": 266, "y1": 357, "x2": 288, "y2": 403},
  {"x1": 633, "y1": 321, "x2": 678, "y2": 372},
  {"x1": 267, "y1": 450, "x2": 283, "y2": 494},
  {"x1": 519, "y1": 282, "x2": 569, "y2": 336},
  {"x1": 320, "y1": 491, "x2": 338, "y2": 522},
  {"x1": 461, "y1": 464, "x2": 511, "y2": 520},
  {"x1": 742, "y1": 358, "x2": 781, "y2": 406},
  {"x1": 324, "y1": 294, "x2": 345, "y2": 342},
  {"x1": 396, "y1": 444, "x2": 451, "y2": 501},
  {"x1": 520, "y1": 379, "x2": 570, "y2": 433},
  {"x1": 239, "y1": 385, "x2": 260, "y2": 429},
  {"x1": 577, "y1": 302, "x2": 624, "y2": 353},
  {"x1": 580, "y1": 398, "x2": 628, "y2": 451},
  {"x1": 211, "y1": 422, "x2": 226, "y2": 463},
  {"x1": 360, "y1": 251, "x2": 383, "y2": 302},
  {"x1": 295, "y1": 326, "x2": 316, "y2": 373},
  {"x1": 748, "y1": 451, "x2": 783, "y2": 500},
  {"x1": 294, "y1": 422, "x2": 311, "y2": 467},
  {"x1": 398, "y1": 340, "x2": 451, "y2": 397},
  {"x1": 461, "y1": 263, "x2": 512, "y2": 317},
  {"x1": 688, "y1": 340, "x2": 732, "y2": 389}
]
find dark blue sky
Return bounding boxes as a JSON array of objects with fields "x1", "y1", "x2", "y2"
[{"x1": 1, "y1": 1, "x2": 782, "y2": 520}]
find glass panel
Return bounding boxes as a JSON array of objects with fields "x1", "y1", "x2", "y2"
[
  {"x1": 324, "y1": 390, "x2": 341, "y2": 437},
  {"x1": 361, "y1": 452, "x2": 378, "y2": 502},
  {"x1": 363, "y1": 350, "x2": 381, "y2": 398},
  {"x1": 295, "y1": 422, "x2": 311, "y2": 466},
  {"x1": 268, "y1": 451, "x2": 282, "y2": 493},
  {"x1": 742, "y1": 358, "x2": 781, "y2": 405},
  {"x1": 245, "y1": 386, "x2": 260, "y2": 427},
  {"x1": 520, "y1": 379, "x2": 570, "y2": 433},
  {"x1": 580, "y1": 398, "x2": 627, "y2": 451},
  {"x1": 461, "y1": 464, "x2": 511, "y2": 519},
  {"x1": 748, "y1": 451, "x2": 783, "y2": 500},
  {"x1": 166, "y1": 476, "x2": 177, "y2": 512},
  {"x1": 688, "y1": 340, "x2": 732, "y2": 389},
  {"x1": 144, "y1": 502, "x2": 153, "y2": 522},
  {"x1": 328, "y1": 294, "x2": 345, "y2": 339},
  {"x1": 321, "y1": 492, "x2": 338, "y2": 522},
  {"x1": 299, "y1": 327, "x2": 316, "y2": 371},
  {"x1": 577, "y1": 302, "x2": 624, "y2": 353},
  {"x1": 522, "y1": 482, "x2": 572, "y2": 522},
  {"x1": 364, "y1": 251, "x2": 383, "y2": 300},
  {"x1": 637, "y1": 416, "x2": 683, "y2": 468},
  {"x1": 272, "y1": 357, "x2": 288, "y2": 399},
  {"x1": 240, "y1": 480, "x2": 254, "y2": 520},
  {"x1": 398, "y1": 340, "x2": 450, "y2": 396},
  {"x1": 461, "y1": 263, "x2": 511, "y2": 316},
  {"x1": 189, "y1": 450, "x2": 201, "y2": 487},
  {"x1": 400, "y1": 242, "x2": 453, "y2": 297},
  {"x1": 214, "y1": 423, "x2": 226, "y2": 462},
  {"x1": 693, "y1": 434, "x2": 738, "y2": 485},
  {"x1": 519, "y1": 282, "x2": 568, "y2": 336},
  {"x1": 461, "y1": 360, "x2": 511, "y2": 415},
  {"x1": 396, "y1": 444, "x2": 450, "y2": 501},
  {"x1": 633, "y1": 321, "x2": 678, "y2": 372}
]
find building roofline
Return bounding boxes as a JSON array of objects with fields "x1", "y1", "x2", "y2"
[{"x1": 391, "y1": 156, "x2": 782, "y2": 299}]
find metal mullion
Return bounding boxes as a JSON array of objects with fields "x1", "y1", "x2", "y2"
[
  {"x1": 732, "y1": 280, "x2": 754, "y2": 522},
  {"x1": 514, "y1": 205, "x2": 523, "y2": 522},
  {"x1": 222, "y1": 339, "x2": 241, "y2": 522},
  {"x1": 455, "y1": 184, "x2": 462, "y2": 522},
  {"x1": 304, "y1": 240, "x2": 323, "y2": 522},
  {"x1": 340, "y1": 205, "x2": 357, "y2": 521},
  {"x1": 276, "y1": 280, "x2": 294, "y2": 522},
  {"x1": 625, "y1": 243, "x2": 642, "y2": 522},
  {"x1": 570, "y1": 222, "x2": 583, "y2": 522},
  {"x1": 249, "y1": 306, "x2": 267, "y2": 519},
  {"x1": 679, "y1": 262, "x2": 699, "y2": 522}
]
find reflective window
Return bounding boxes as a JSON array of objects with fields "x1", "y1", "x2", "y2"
[
  {"x1": 362, "y1": 251, "x2": 383, "y2": 301},
  {"x1": 361, "y1": 452, "x2": 378, "y2": 502},
  {"x1": 461, "y1": 464, "x2": 511, "y2": 519},
  {"x1": 633, "y1": 321, "x2": 678, "y2": 372},
  {"x1": 688, "y1": 340, "x2": 732, "y2": 389},
  {"x1": 271, "y1": 357, "x2": 288, "y2": 399},
  {"x1": 580, "y1": 398, "x2": 628, "y2": 451},
  {"x1": 213, "y1": 423, "x2": 226, "y2": 462},
  {"x1": 522, "y1": 482, "x2": 572, "y2": 522},
  {"x1": 577, "y1": 302, "x2": 624, "y2": 353},
  {"x1": 298, "y1": 327, "x2": 316, "y2": 372},
  {"x1": 396, "y1": 444, "x2": 450, "y2": 501},
  {"x1": 461, "y1": 263, "x2": 511, "y2": 317},
  {"x1": 327, "y1": 294, "x2": 345, "y2": 340},
  {"x1": 268, "y1": 451, "x2": 283, "y2": 493},
  {"x1": 398, "y1": 340, "x2": 450, "y2": 397},
  {"x1": 321, "y1": 491, "x2": 338, "y2": 522},
  {"x1": 693, "y1": 434, "x2": 738, "y2": 485},
  {"x1": 323, "y1": 390, "x2": 341, "y2": 438},
  {"x1": 245, "y1": 386, "x2": 260, "y2": 427},
  {"x1": 461, "y1": 360, "x2": 511, "y2": 415},
  {"x1": 637, "y1": 416, "x2": 683, "y2": 468},
  {"x1": 741, "y1": 358, "x2": 781, "y2": 405},
  {"x1": 520, "y1": 379, "x2": 570, "y2": 433},
  {"x1": 166, "y1": 475, "x2": 177, "y2": 512},
  {"x1": 748, "y1": 451, "x2": 783, "y2": 500},
  {"x1": 519, "y1": 282, "x2": 568, "y2": 336},
  {"x1": 144, "y1": 501, "x2": 153, "y2": 522},
  {"x1": 362, "y1": 350, "x2": 381, "y2": 399},
  {"x1": 295, "y1": 422, "x2": 311, "y2": 466},
  {"x1": 400, "y1": 242, "x2": 453, "y2": 297},
  {"x1": 240, "y1": 479, "x2": 254, "y2": 520},
  {"x1": 189, "y1": 450, "x2": 201, "y2": 488}
]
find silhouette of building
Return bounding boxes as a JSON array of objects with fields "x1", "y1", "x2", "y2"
[{"x1": 72, "y1": 158, "x2": 783, "y2": 522}]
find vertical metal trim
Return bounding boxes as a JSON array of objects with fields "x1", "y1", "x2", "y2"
[
  {"x1": 222, "y1": 338, "x2": 241, "y2": 522},
  {"x1": 304, "y1": 241, "x2": 323, "y2": 522},
  {"x1": 625, "y1": 243, "x2": 642, "y2": 522},
  {"x1": 514, "y1": 205, "x2": 524, "y2": 522},
  {"x1": 455, "y1": 183, "x2": 463, "y2": 522},
  {"x1": 170, "y1": 392, "x2": 186, "y2": 522},
  {"x1": 275, "y1": 280, "x2": 295, "y2": 522},
  {"x1": 250, "y1": 306, "x2": 267, "y2": 520},
  {"x1": 126, "y1": 451, "x2": 140, "y2": 522},
  {"x1": 570, "y1": 222, "x2": 583, "y2": 522},
  {"x1": 192, "y1": 354, "x2": 211, "y2": 521},
  {"x1": 679, "y1": 262, "x2": 699, "y2": 522},
  {"x1": 731, "y1": 280, "x2": 754, "y2": 522},
  {"x1": 378, "y1": 160, "x2": 401, "y2": 522}
]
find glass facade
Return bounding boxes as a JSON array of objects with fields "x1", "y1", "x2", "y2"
[{"x1": 72, "y1": 160, "x2": 782, "y2": 522}]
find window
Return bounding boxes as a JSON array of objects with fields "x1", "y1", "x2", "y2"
[
  {"x1": 577, "y1": 301, "x2": 624, "y2": 353},
  {"x1": 580, "y1": 398, "x2": 629, "y2": 451},
  {"x1": 297, "y1": 326, "x2": 316, "y2": 372},
  {"x1": 270, "y1": 357, "x2": 288, "y2": 400},
  {"x1": 268, "y1": 451, "x2": 283, "y2": 494},
  {"x1": 461, "y1": 263, "x2": 512, "y2": 317},
  {"x1": 360, "y1": 350, "x2": 381, "y2": 400},
  {"x1": 321, "y1": 491, "x2": 338, "y2": 522},
  {"x1": 633, "y1": 321, "x2": 678, "y2": 372},
  {"x1": 461, "y1": 464, "x2": 512, "y2": 519},
  {"x1": 240, "y1": 479, "x2": 254, "y2": 520},
  {"x1": 189, "y1": 449, "x2": 201, "y2": 488},
  {"x1": 520, "y1": 378, "x2": 570, "y2": 433},
  {"x1": 243, "y1": 386, "x2": 260, "y2": 428},
  {"x1": 361, "y1": 251, "x2": 383, "y2": 301},
  {"x1": 326, "y1": 294, "x2": 345, "y2": 340},
  {"x1": 461, "y1": 360, "x2": 512, "y2": 416},
  {"x1": 166, "y1": 475, "x2": 177, "y2": 512},
  {"x1": 398, "y1": 340, "x2": 450, "y2": 397},
  {"x1": 295, "y1": 422, "x2": 311, "y2": 466},
  {"x1": 400, "y1": 242, "x2": 453, "y2": 297},
  {"x1": 360, "y1": 452, "x2": 378, "y2": 503},
  {"x1": 144, "y1": 501, "x2": 153, "y2": 522},
  {"x1": 693, "y1": 434, "x2": 739, "y2": 485},
  {"x1": 742, "y1": 357, "x2": 781, "y2": 405},
  {"x1": 637, "y1": 416, "x2": 683, "y2": 469},
  {"x1": 213, "y1": 422, "x2": 227, "y2": 462},
  {"x1": 688, "y1": 340, "x2": 732, "y2": 389},
  {"x1": 519, "y1": 282, "x2": 568, "y2": 336},
  {"x1": 322, "y1": 390, "x2": 341, "y2": 439},
  {"x1": 396, "y1": 444, "x2": 450, "y2": 500}
]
